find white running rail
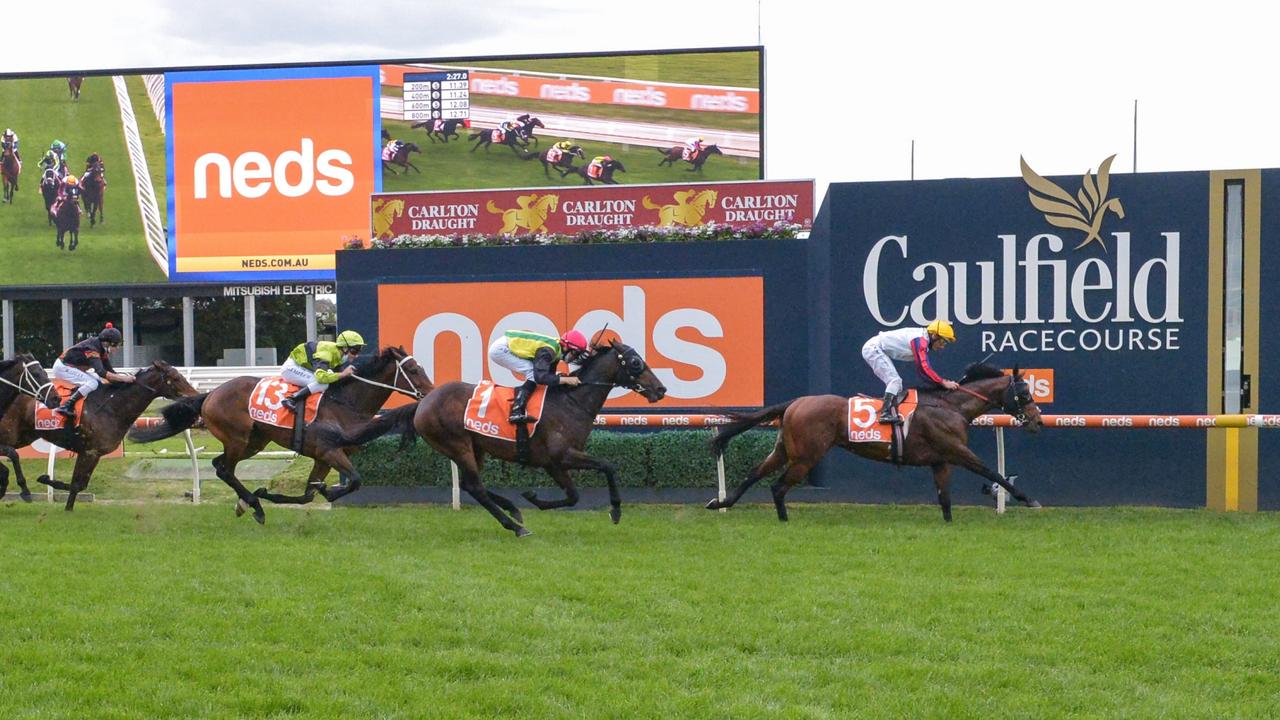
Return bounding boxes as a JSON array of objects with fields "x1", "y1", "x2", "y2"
[
  {"x1": 142, "y1": 74, "x2": 166, "y2": 130},
  {"x1": 113, "y1": 76, "x2": 168, "y2": 276}
]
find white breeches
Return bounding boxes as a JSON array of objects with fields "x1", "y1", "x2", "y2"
[
  {"x1": 281, "y1": 359, "x2": 325, "y2": 393},
  {"x1": 488, "y1": 339, "x2": 535, "y2": 381},
  {"x1": 52, "y1": 359, "x2": 99, "y2": 396},
  {"x1": 861, "y1": 339, "x2": 903, "y2": 396}
]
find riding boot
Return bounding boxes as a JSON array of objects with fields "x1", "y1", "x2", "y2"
[
  {"x1": 282, "y1": 387, "x2": 311, "y2": 413},
  {"x1": 284, "y1": 388, "x2": 312, "y2": 453},
  {"x1": 508, "y1": 379, "x2": 537, "y2": 424},
  {"x1": 52, "y1": 395, "x2": 78, "y2": 419},
  {"x1": 878, "y1": 392, "x2": 902, "y2": 425}
]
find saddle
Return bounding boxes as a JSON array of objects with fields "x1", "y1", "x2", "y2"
[
  {"x1": 247, "y1": 377, "x2": 323, "y2": 429},
  {"x1": 465, "y1": 382, "x2": 549, "y2": 464},
  {"x1": 33, "y1": 380, "x2": 84, "y2": 430},
  {"x1": 847, "y1": 391, "x2": 921, "y2": 463}
]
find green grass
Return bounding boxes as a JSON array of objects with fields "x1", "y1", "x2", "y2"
[
  {"x1": 124, "y1": 75, "x2": 167, "y2": 219},
  {"x1": 381, "y1": 118, "x2": 759, "y2": 194},
  {"x1": 0, "y1": 503, "x2": 1277, "y2": 718},
  {"x1": 455, "y1": 51, "x2": 761, "y2": 89},
  {"x1": 0, "y1": 76, "x2": 166, "y2": 287}
]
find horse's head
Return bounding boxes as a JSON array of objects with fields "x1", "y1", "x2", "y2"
[
  {"x1": 354, "y1": 346, "x2": 433, "y2": 399},
  {"x1": 0, "y1": 353, "x2": 57, "y2": 409},
  {"x1": 581, "y1": 339, "x2": 666, "y2": 402},
  {"x1": 528, "y1": 117, "x2": 544, "y2": 129},
  {"x1": 137, "y1": 360, "x2": 200, "y2": 400},
  {"x1": 707, "y1": 145, "x2": 724, "y2": 155},
  {"x1": 608, "y1": 160, "x2": 626, "y2": 172},
  {"x1": 405, "y1": 142, "x2": 421, "y2": 154},
  {"x1": 1002, "y1": 366, "x2": 1043, "y2": 433}
]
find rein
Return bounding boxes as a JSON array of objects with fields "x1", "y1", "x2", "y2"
[
  {"x1": 0, "y1": 359, "x2": 53, "y2": 401},
  {"x1": 348, "y1": 355, "x2": 425, "y2": 399}
]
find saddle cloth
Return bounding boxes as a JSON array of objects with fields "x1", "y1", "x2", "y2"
[
  {"x1": 247, "y1": 377, "x2": 323, "y2": 429},
  {"x1": 464, "y1": 381, "x2": 548, "y2": 441},
  {"x1": 847, "y1": 390, "x2": 920, "y2": 443},
  {"x1": 33, "y1": 379, "x2": 85, "y2": 431},
  {"x1": 493, "y1": 130, "x2": 507, "y2": 143},
  {"x1": 546, "y1": 147, "x2": 563, "y2": 163},
  {"x1": 682, "y1": 148, "x2": 698, "y2": 161},
  {"x1": 587, "y1": 162, "x2": 604, "y2": 179}
]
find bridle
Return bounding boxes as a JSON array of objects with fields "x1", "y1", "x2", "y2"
[
  {"x1": 576, "y1": 346, "x2": 649, "y2": 394},
  {"x1": 952, "y1": 377, "x2": 1035, "y2": 423},
  {"x1": 0, "y1": 359, "x2": 54, "y2": 405},
  {"x1": 347, "y1": 353, "x2": 427, "y2": 399}
]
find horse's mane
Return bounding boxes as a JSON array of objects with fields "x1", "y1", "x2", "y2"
[
  {"x1": 351, "y1": 347, "x2": 400, "y2": 378},
  {"x1": 959, "y1": 362, "x2": 1006, "y2": 384},
  {"x1": 0, "y1": 357, "x2": 21, "y2": 374}
]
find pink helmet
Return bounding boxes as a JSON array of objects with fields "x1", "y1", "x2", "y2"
[{"x1": 559, "y1": 330, "x2": 588, "y2": 353}]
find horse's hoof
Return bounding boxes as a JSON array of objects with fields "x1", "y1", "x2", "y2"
[
  {"x1": 1027, "y1": 500, "x2": 1043, "y2": 509},
  {"x1": 253, "y1": 508, "x2": 266, "y2": 525},
  {"x1": 235, "y1": 498, "x2": 247, "y2": 517},
  {"x1": 253, "y1": 487, "x2": 268, "y2": 498},
  {"x1": 704, "y1": 498, "x2": 721, "y2": 510},
  {"x1": 610, "y1": 505, "x2": 622, "y2": 524},
  {"x1": 36, "y1": 475, "x2": 52, "y2": 487},
  {"x1": 515, "y1": 526, "x2": 533, "y2": 538},
  {"x1": 19, "y1": 491, "x2": 32, "y2": 503}
]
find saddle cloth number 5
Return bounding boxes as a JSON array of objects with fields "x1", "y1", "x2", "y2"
[
  {"x1": 255, "y1": 378, "x2": 290, "y2": 410},
  {"x1": 849, "y1": 396, "x2": 877, "y2": 429}
]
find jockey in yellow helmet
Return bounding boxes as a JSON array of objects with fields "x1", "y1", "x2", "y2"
[
  {"x1": 278, "y1": 330, "x2": 365, "y2": 451},
  {"x1": 861, "y1": 319, "x2": 958, "y2": 424}
]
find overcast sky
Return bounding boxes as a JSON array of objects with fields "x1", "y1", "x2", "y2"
[{"x1": 6, "y1": 0, "x2": 1277, "y2": 198}]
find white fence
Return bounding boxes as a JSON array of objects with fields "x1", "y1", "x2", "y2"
[{"x1": 113, "y1": 76, "x2": 168, "y2": 276}]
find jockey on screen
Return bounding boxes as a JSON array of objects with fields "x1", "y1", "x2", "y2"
[
  {"x1": 1, "y1": 128, "x2": 20, "y2": 170},
  {"x1": 684, "y1": 136, "x2": 704, "y2": 159},
  {"x1": 52, "y1": 324, "x2": 134, "y2": 420},
  {"x1": 861, "y1": 320, "x2": 959, "y2": 424},
  {"x1": 50, "y1": 174, "x2": 78, "y2": 215},
  {"x1": 488, "y1": 329, "x2": 589, "y2": 424}
]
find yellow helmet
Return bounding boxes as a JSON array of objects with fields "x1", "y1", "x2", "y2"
[
  {"x1": 64, "y1": 175, "x2": 79, "y2": 187},
  {"x1": 927, "y1": 319, "x2": 956, "y2": 342},
  {"x1": 335, "y1": 330, "x2": 365, "y2": 349}
]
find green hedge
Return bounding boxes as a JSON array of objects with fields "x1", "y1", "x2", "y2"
[{"x1": 351, "y1": 429, "x2": 779, "y2": 489}]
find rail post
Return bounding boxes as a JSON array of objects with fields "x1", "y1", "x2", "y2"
[
  {"x1": 994, "y1": 427, "x2": 1007, "y2": 514},
  {"x1": 450, "y1": 461, "x2": 461, "y2": 510}
]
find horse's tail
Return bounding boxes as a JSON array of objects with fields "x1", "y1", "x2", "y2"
[
  {"x1": 312, "y1": 403, "x2": 420, "y2": 449},
  {"x1": 709, "y1": 400, "x2": 795, "y2": 455},
  {"x1": 655, "y1": 146, "x2": 670, "y2": 155},
  {"x1": 410, "y1": 121, "x2": 429, "y2": 129},
  {"x1": 127, "y1": 394, "x2": 208, "y2": 443}
]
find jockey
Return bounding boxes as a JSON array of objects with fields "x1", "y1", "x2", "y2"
[
  {"x1": 51, "y1": 174, "x2": 78, "y2": 215},
  {"x1": 548, "y1": 139, "x2": 574, "y2": 162},
  {"x1": 51, "y1": 324, "x2": 134, "y2": 419},
  {"x1": 488, "y1": 329, "x2": 589, "y2": 423},
  {"x1": 50, "y1": 139, "x2": 67, "y2": 167},
  {"x1": 861, "y1": 319, "x2": 959, "y2": 424},
  {"x1": 279, "y1": 330, "x2": 365, "y2": 451},
  {"x1": 1, "y1": 128, "x2": 20, "y2": 168},
  {"x1": 382, "y1": 138, "x2": 404, "y2": 161},
  {"x1": 498, "y1": 119, "x2": 520, "y2": 139},
  {"x1": 684, "y1": 136, "x2": 704, "y2": 158}
]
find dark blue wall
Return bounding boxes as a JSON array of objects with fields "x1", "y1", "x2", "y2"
[{"x1": 1257, "y1": 170, "x2": 1280, "y2": 510}]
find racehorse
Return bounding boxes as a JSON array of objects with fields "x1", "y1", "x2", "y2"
[
  {"x1": 521, "y1": 144, "x2": 585, "y2": 178},
  {"x1": 128, "y1": 347, "x2": 433, "y2": 524},
  {"x1": 0, "y1": 354, "x2": 57, "y2": 502},
  {"x1": 53, "y1": 185, "x2": 81, "y2": 250},
  {"x1": 40, "y1": 169, "x2": 59, "y2": 224},
  {"x1": 68, "y1": 76, "x2": 83, "y2": 100},
  {"x1": 513, "y1": 116, "x2": 545, "y2": 146},
  {"x1": 412, "y1": 118, "x2": 466, "y2": 144},
  {"x1": 657, "y1": 144, "x2": 724, "y2": 172},
  {"x1": 81, "y1": 158, "x2": 106, "y2": 226},
  {"x1": 382, "y1": 142, "x2": 421, "y2": 174},
  {"x1": 469, "y1": 127, "x2": 526, "y2": 154},
  {"x1": 705, "y1": 363, "x2": 1045, "y2": 522},
  {"x1": 564, "y1": 158, "x2": 626, "y2": 185},
  {"x1": 318, "y1": 338, "x2": 667, "y2": 537},
  {"x1": 0, "y1": 361, "x2": 198, "y2": 511},
  {"x1": 1, "y1": 144, "x2": 18, "y2": 203}
]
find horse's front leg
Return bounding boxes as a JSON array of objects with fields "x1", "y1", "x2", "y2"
[
  {"x1": 254, "y1": 459, "x2": 327, "y2": 505},
  {"x1": 556, "y1": 448, "x2": 622, "y2": 524},
  {"x1": 932, "y1": 463, "x2": 953, "y2": 522},
  {"x1": 1, "y1": 445, "x2": 33, "y2": 502},
  {"x1": 522, "y1": 465, "x2": 580, "y2": 511},
  {"x1": 382, "y1": 161, "x2": 397, "y2": 175},
  {"x1": 949, "y1": 446, "x2": 1040, "y2": 510}
]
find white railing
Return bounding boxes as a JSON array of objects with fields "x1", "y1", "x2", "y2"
[
  {"x1": 113, "y1": 76, "x2": 168, "y2": 276},
  {"x1": 142, "y1": 74, "x2": 166, "y2": 130}
]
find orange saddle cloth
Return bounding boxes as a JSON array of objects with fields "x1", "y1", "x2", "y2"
[
  {"x1": 847, "y1": 390, "x2": 920, "y2": 443},
  {"x1": 464, "y1": 381, "x2": 548, "y2": 441},
  {"x1": 33, "y1": 379, "x2": 85, "y2": 431},
  {"x1": 247, "y1": 377, "x2": 323, "y2": 429}
]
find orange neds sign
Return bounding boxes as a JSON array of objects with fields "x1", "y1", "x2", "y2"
[
  {"x1": 169, "y1": 70, "x2": 378, "y2": 278},
  {"x1": 378, "y1": 277, "x2": 764, "y2": 407}
]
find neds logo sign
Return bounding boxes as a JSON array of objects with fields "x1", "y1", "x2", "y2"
[{"x1": 194, "y1": 138, "x2": 354, "y2": 199}]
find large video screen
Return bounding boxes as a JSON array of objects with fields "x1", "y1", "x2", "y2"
[{"x1": 0, "y1": 48, "x2": 762, "y2": 288}]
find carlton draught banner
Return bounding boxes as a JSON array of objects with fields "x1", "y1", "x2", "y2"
[{"x1": 370, "y1": 180, "x2": 813, "y2": 240}]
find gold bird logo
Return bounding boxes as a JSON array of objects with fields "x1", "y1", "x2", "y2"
[{"x1": 1021, "y1": 154, "x2": 1125, "y2": 252}]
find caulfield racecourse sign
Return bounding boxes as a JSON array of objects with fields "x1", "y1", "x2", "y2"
[
  {"x1": 859, "y1": 156, "x2": 1184, "y2": 354},
  {"x1": 370, "y1": 180, "x2": 813, "y2": 239}
]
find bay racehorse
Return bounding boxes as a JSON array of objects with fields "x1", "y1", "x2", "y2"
[
  {"x1": 658, "y1": 144, "x2": 724, "y2": 172},
  {"x1": 40, "y1": 169, "x2": 59, "y2": 223},
  {"x1": 565, "y1": 158, "x2": 626, "y2": 185},
  {"x1": 1, "y1": 144, "x2": 18, "y2": 203},
  {"x1": 68, "y1": 76, "x2": 83, "y2": 100},
  {"x1": 412, "y1": 118, "x2": 466, "y2": 143},
  {"x1": 469, "y1": 127, "x2": 526, "y2": 154},
  {"x1": 318, "y1": 338, "x2": 667, "y2": 537},
  {"x1": 513, "y1": 116, "x2": 545, "y2": 146},
  {"x1": 81, "y1": 158, "x2": 106, "y2": 226},
  {"x1": 0, "y1": 361, "x2": 198, "y2": 510},
  {"x1": 0, "y1": 354, "x2": 58, "y2": 501},
  {"x1": 521, "y1": 144, "x2": 584, "y2": 178},
  {"x1": 706, "y1": 363, "x2": 1044, "y2": 522},
  {"x1": 53, "y1": 184, "x2": 81, "y2": 250},
  {"x1": 128, "y1": 347, "x2": 433, "y2": 523},
  {"x1": 381, "y1": 142, "x2": 421, "y2": 174}
]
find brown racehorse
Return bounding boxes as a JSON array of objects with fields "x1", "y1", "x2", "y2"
[
  {"x1": 68, "y1": 76, "x2": 83, "y2": 100},
  {"x1": 657, "y1": 144, "x2": 724, "y2": 172},
  {"x1": 564, "y1": 158, "x2": 626, "y2": 185},
  {"x1": 0, "y1": 354, "x2": 58, "y2": 502},
  {"x1": 0, "y1": 361, "x2": 198, "y2": 511},
  {"x1": 381, "y1": 142, "x2": 421, "y2": 174},
  {"x1": 706, "y1": 363, "x2": 1045, "y2": 522},
  {"x1": 53, "y1": 184, "x2": 82, "y2": 250},
  {"x1": 521, "y1": 144, "x2": 585, "y2": 178},
  {"x1": 1, "y1": 144, "x2": 18, "y2": 203},
  {"x1": 128, "y1": 347, "x2": 433, "y2": 523},
  {"x1": 318, "y1": 339, "x2": 667, "y2": 537},
  {"x1": 469, "y1": 127, "x2": 526, "y2": 154},
  {"x1": 40, "y1": 169, "x2": 59, "y2": 223},
  {"x1": 411, "y1": 118, "x2": 466, "y2": 144},
  {"x1": 81, "y1": 158, "x2": 106, "y2": 226}
]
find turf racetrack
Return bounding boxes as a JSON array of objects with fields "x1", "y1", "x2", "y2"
[
  {"x1": 1, "y1": 503, "x2": 1275, "y2": 718},
  {"x1": 0, "y1": 76, "x2": 166, "y2": 287},
  {"x1": 381, "y1": 118, "x2": 759, "y2": 194}
]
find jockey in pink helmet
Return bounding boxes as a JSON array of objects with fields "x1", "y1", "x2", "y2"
[{"x1": 488, "y1": 328, "x2": 590, "y2": 423}]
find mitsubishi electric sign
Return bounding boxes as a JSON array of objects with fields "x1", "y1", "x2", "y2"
[{"x1": 831, "y1": 158, "x2": 1209, "y2": 416}]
